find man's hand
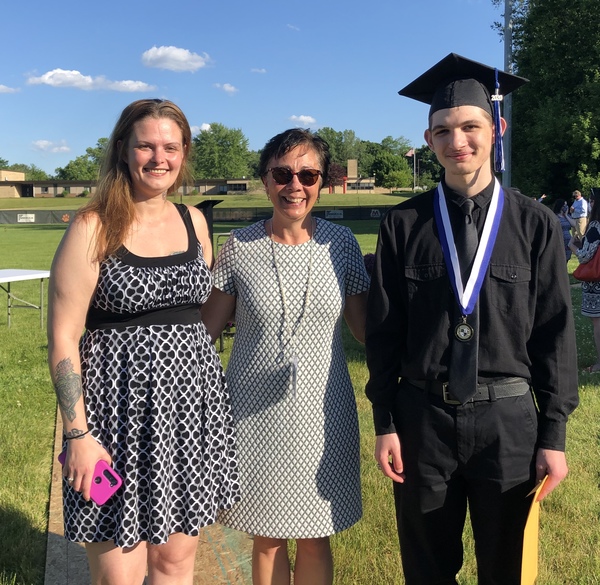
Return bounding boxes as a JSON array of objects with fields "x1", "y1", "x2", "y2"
[
  {"x1": 375, "y1": 433, "x2": 405, "y2": 483},
  {"x1": 535, "y1": 448, "x2": 568, "y2": 501}
]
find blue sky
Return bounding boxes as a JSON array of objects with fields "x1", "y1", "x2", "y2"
[{"x1": 0, "y1": 0, "x2": 507, "y2": 175}]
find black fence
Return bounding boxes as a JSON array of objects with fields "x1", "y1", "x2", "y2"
[{"x1": 1, "y1": 206, "x2": 393, "y2": 227}]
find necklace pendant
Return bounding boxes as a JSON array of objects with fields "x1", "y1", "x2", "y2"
[{"x1": 455, "y1": 315, "x2": 474, "y2": 342}]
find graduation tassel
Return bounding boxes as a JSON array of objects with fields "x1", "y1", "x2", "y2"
[{"x1": 492, "y1": 68, "x2": 505, "y2": 173}]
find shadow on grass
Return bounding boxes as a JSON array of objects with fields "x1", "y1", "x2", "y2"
[
  {"x1": 0, "y1": 504, "x2": 46, "y2": 585},
  {"x1": 44, "y1": 532, "x2": 90, "y2": 585}
]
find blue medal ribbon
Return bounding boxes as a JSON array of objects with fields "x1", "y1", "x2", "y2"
[{"x1": 434, "y1": 180, "x2": 504, "y2": 316}]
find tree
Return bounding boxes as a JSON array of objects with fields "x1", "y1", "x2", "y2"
[
  {"x1": 491, "y1": 0, "x2": 529, "y2": 54},
  {"x1": 327, "y1": 162, "x2": 346, "y2": 188},
  {"x1": 339, "y1": 130, "x2": 363, "y2": 164},
  {"x1": 315, "y1": 127, "x2": 363, "y2": 167},
  {"x1": 8, "y1": 163, "x2": 51, "y2": 180},
  {"x1": 192, "y1": 123, "x2": 250, "y2": 179},
  {"x1": 505, "y1": 0, "x2": 600, "y2": 196},
  {"x1": 0, "y1": 156, "x2": 8, "y2": 169},
  {"x1": 358, "y1": 140, "x2": 385, "y2": 178},
  {"x1": 415, "y1": 146, "x2": 443, "y2": 186},
  {"x1": 315, "y1": 127, "x2": 343, "y2": 164},
  {"x1": 381, "y1": 169, "x2": 413, "y2": 192},
  {"x1": 247, "y1": 150, "x2": 262, "y2": 179},
  {"x1": 55, "y1": 138, "x2": 107, "y2": 180},
  {"x1": 380, "y1": 135, "x2": 412, "y2": 157},
  {"x1": 371, "y1": 151, "x2": 412, "y2": 187}
]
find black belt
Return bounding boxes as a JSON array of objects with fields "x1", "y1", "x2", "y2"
[
  {"x1": 86, "y1": 303, "x2": 202, "y2": 331},
  {"x1": 404, "y1": 377, "x2": 530, "y2": 405}
]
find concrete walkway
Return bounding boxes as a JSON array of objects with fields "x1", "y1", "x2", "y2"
[{"x1": 45, "y1": 411, "x2": 252, "y2": 584}]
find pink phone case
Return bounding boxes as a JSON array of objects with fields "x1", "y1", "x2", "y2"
[{"x1": 58, "y1": 450, "x2": 123, "y2": 505}]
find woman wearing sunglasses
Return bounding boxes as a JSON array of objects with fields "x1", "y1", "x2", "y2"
[{"x1": 202, "y1": 128, "x2": 369, "y2": 585}]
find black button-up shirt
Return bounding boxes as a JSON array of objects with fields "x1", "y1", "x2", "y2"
[{"x1": 365, "y1": 179, "x2": 578, "y2": 451}]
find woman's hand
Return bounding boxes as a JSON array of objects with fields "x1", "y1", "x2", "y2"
[{"x1": 62, "y1": 434, "x2": 113, "y2": 501}]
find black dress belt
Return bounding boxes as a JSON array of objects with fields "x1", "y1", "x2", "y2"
[{"x1": 404, "y1": 377, "x2": 530, "y2": 405}]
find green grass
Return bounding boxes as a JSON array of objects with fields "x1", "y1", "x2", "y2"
[{"x1": 1, "y1": 218, "x2": 598, "y2": 584}]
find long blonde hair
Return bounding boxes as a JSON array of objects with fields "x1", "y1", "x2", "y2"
[{"x1": 78, "y1": 99, "x2": 193, "y2": 261}]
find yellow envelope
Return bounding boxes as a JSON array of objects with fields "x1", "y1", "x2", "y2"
[{"x1": 521, "y1": 476, "x2": 548, "y2": 585}]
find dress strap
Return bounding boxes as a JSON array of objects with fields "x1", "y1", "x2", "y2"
[{"x1": 174, "y1": 203, "x2": 198, "y2": 257}]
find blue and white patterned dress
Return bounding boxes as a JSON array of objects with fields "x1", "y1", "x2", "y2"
[
  {"x1": 577, "y1": 220, "x2": 600, "y2": 317},
  {"x1": 213, "y1": 218, "x2": 370, "y2": 539}
]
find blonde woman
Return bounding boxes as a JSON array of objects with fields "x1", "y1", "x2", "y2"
[{"x1": 48, "y1": 99, "x2": 239, "y2": 584}]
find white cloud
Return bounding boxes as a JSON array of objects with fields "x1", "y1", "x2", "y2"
[
  {"x1": 32, "y1": 140, "x2": 70, "y2": 153},
  {"x1": 251, "y1": 68, "x2": 267, "y2": 74},
  {"x1": 191, "y1": 123, "x2": 211, "y2": 135},
  {"x1": 0, "y1": 84, "x2": 19, "y2": 93},
  {"x1": 289, "y1": 114, "x2": 316, "y2": 126},
  {"x1": 141, "y1": 46, "x2": 211, "y2": 72},
  {"x1": 287, "y1": 24, "x2": 300, "y2": 31},
  {"x1": 104, "y1": 79, "x2": 155, "y2": 92},
  {"x1": 27, "y1": 69, "x2": 155, "y2": 92},
  {"x1": 214, "y1": 83, "x2": 238, "y2": 95}
]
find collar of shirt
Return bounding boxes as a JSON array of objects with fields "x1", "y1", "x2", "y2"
[{"x1": 441, "y1": 176, "x2": 495, "y2": 231}]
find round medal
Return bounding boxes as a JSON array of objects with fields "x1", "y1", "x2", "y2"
[{"x1": 455, "y1": 321, "x2": 474, "y2": 342}]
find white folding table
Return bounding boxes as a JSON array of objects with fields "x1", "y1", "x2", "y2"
[{"x1": 0, "y1": 269, "x2": 51, "y2": 328}]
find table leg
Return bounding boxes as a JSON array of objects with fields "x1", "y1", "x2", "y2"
[
  {"x1": 7, "y1": 282, "x2": 11, "y2": 328},
  {"x1": 40, "y1": 278, "x2": 45, "y2": 329}
]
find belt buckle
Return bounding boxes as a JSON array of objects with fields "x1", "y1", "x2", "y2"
[{"x1": 442, "y1": 384, "x2": 461, "y2": 405}]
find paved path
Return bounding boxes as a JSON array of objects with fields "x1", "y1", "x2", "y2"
[{"x1": 45, "y1": 410, "x2": 252, "y2": 584}]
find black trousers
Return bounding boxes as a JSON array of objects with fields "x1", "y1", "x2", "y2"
[{"x1": 391, "y1": 380, "x2": 537, "y2": 585}]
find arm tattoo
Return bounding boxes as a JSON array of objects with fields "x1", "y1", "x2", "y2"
[
  {"x1": 65, "y1": 428, "x2": 87, "y2": 440},
  {"x1": 53, "y1": 357, "x2": 83, "y2": 422}
]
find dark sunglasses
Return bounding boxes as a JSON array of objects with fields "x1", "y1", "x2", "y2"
[{"x1": 267, "y1": 167, "x2": 322, "y2": 186}]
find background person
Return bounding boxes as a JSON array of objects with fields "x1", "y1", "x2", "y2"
[
  {"x1": 570, "y1": 189, "x2": 589, "y2": 239},
  {"x1": 202, "y1": 128, "x2": 369, "y2": 585},
  {"x1": 570, "y1": 193, "x2": 600, "y2": 373},
  {"x1": 366, "y1": 54, "x2": 578, "y2": 584},
  {"x1": 47, "y1": 99, "x2": 239, "y2": 584},
  {"x1": 554, "y1": 197, "x2": 577, "y2": 262}
]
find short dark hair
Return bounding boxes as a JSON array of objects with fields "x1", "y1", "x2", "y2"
[{"x1": 258, "y1": 128, "x2": 331, "y2": 186}]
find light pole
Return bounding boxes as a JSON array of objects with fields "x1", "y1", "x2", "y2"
[{"x1": 503, "y1": 0, "x2": 514, "y2": 187}]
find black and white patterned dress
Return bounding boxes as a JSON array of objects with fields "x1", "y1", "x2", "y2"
[
  {"x1": 214, "y1": 218, "x2": 369, "y2": 539},
  {"x1": 62, "y1": 203, "x2": 239, "y2": 548}
]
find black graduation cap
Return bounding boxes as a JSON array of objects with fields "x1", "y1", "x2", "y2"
[
  {"x1": 398, "y1": 53, "x2": 528, "y2": 172},
  {"x1": 398, "y1": 53, "x2": 528, "y2": 117}
]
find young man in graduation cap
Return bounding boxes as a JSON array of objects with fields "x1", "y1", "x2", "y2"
[{"x1": 365, "y1": 53, "x2": 579, "y2": 584}]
